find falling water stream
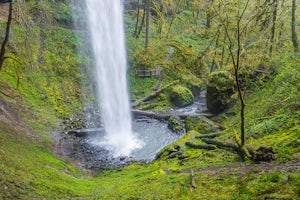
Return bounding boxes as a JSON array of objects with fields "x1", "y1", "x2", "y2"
[{"x1": 85, "y1": 0, "x2": 142, "y2": 156}]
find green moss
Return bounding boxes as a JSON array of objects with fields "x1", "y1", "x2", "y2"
[
  {"x1": 185, "y1": 116, "x2": 218, "y2": 134},
  {"x1": 182, "y1": 72, "x2": 204, "y2": 95},
  {"x1": 129, "y1": 75, "x2": 158, "y2": 100},
  {"x1": 206, "y1": 70, "x2": 235, "y2": 114},
  {"x1": 169, "y1": 85, "x2": 194, "y2": 107},
  {"x1": 168, "y1": 115, "x2": 184, "y2": 133}
]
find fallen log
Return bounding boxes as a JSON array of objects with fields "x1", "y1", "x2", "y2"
[
  {"x1": 195, "y1": 131, "x2": 220, "y2": 139},
  {"x1": 132, "y1": 110, "x2": 168, "y2": 120},
  {"x1": 200, "y1": 138, "x2": 275, "y2": 162},
  {"x1": 201, "y1": 138, "x2": 240, "y2": 152},
  {"x1": 68, "y1": 128, "x2": 103, "y2": 137},
  {"x1": 132, "y1": 80, "x2": 179, "y2": 107},
  {"x1": 132, "y1": 109, "x2": 213, "y2": 120},
  {"x1": 185, "y1": 142, "x2": 216, "y2": 150}
]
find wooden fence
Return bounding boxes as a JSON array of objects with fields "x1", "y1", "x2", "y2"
[{"x1": 136, "y1": 66, "x2": 161, "y2": 78}]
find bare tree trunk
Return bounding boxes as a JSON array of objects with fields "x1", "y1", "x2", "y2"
[
  {"x1": 136, "y1": 4, "x2": 145, "y2": 39},
  {"x1": 216, "y1": 0, "x2": 249, "y2": 160},
  {"x1": 236, "y1": 0, "x2": 249, "y2": 149},
  {"x1": 236, "y1": 7, "x2": 246, "y2": 148},
  {"x1": 211, "y1": 30, "x2": 220, "y2": 72},
  {"x1": 166, "y1": 0, "x2": 182, "y2": 38},
  {"x1": 145, "y1": 0, "x2": 150, "y2": 48},
  {"x1": 205, "y1": 0, "x2": 214, "y2": 31},
  {"x1": 134, "y1": 0, "x2": 140, "y2": 37},
  {"x1": 269, "y1": 0, "x2": 278, "y2": 56},
  {"x1": 220, "y1": 32, "x2": 227, "y2": 68},
  {"x1": 277, "y1": 0, "x2": 285, "y2": 45},
  {"x1": 0, "y1": 0, "x2": 13, "y2": 71},
  {"x1": 291, "y1": 0, "x2": 299, "y2": 53}
]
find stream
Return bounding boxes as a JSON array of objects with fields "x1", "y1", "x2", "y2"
[{"x1": 166, "y1": 90, "x2": 207, "y2": 115}]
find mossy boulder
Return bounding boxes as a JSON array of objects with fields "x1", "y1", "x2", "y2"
[
  {"x1": 206, "y1": 71, "x2": 235, "y2": 114},
  {"x1": 168, "y1": 115, "x2": 184, "y2": 133},
  {"x1": 185, "y1": 116, "x2": 218, "y2": 134},
  {"x1": 169, "y1": 85, "x2": 194, "y2": 107}
]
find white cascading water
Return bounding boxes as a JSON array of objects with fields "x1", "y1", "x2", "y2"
[{"x1": 85, "y1": 0, "x2": 142, "y2": 156}]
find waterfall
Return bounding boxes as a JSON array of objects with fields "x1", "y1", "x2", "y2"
[{"x1": 85, "y1": 0, "x2": 141, "y2": 156}]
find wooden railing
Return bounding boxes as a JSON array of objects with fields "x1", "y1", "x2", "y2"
[{"x1": 136, "y1": 66, "x2": 161, "y2": 78}]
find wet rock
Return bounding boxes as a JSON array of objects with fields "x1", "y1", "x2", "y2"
[
  {"x1": 174, "y1": 145, "x2": 181, "y2": 150},
  {"x1": 55, "y1": 133, "x2": 138, "y2": 170},
  {"x1": 62, "y1": 105, "x2": 102, "y2": 131},
  {"x1": 168, "y1": 115, "x2": 184, "y2": 133},
  {"x1": 252, "y1": 146, "x2": 275, "y2": 162},
  {"x1": 169, "y1": 151, "x2": 181, "y2": 158}
]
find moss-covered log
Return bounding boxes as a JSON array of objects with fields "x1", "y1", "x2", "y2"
[
  {"x1": 195, "y1": 131, "x2": 221, "y2": 139},
  {"x1": 132, "y1": 80, "x2": 179, "y2": 108},
  {"x1": 201, "y1": 138, "x2": 275, "y2": 162},
  {"x1": 201, "y1": 138, "x2": 240, "y2": 152},
  {"x1": 185, "y1": 142, "x2": 216, "y2": 150},
  {"x1": 132, "y1": 109, "x2": 212, "y2": 120}
]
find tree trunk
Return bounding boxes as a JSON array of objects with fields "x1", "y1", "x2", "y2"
[
  {"x1": 236, "y1": 4, "x2": 246, "y2": 149},
  {"x1": 219, "y1": 0, "x2": 249, "y2": 160},
  {"x1": 291, "y1": 0, "x2": 299, "y2": 53},
  {"x1": 269, "y1": 0, "x2": 278, "y2": 56},
  {"x1": 134, "y1": 0, "x2": 140, "y2": 37},
  {"x1": 220, "y1": 32, "x2": 227, "y2": 68},
  {"x1": 136, "y1": 3, "x2": 146, "y2": 39},
  {"x1": 145, "y1": 0, "x2": 150, "y2": 48},
  {"x1": 211, "y1": 30, "x2": 220, "y2": 72},
  {"x1": 205, "y1": 0, "x2": 214, "y2": 31},
  {"x1": 0, "y1": 0, "x2": 13, "y2": 71},
  {"x1": 166, "y1": 0, "x2": 182, "y2": 38}
]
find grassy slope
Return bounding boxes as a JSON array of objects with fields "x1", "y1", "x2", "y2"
[{"x1": 0, "y1": 55, "x2": 299, "y2": 199}]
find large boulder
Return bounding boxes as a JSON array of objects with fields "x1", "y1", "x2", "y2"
[
  {"x1": 169, "y1": 85, "x2": 194, "y2": 107},
  {"x1": 206, "y1": 71, "x2": 235, "y2": 114}
]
